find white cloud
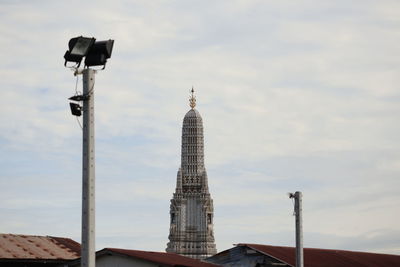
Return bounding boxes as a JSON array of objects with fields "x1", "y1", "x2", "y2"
[{"x1": 0, "y1": 0, "x2": 399, "y2": 256}]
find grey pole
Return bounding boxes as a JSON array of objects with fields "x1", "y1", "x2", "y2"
[
  {"x1": 295, "y1": 191, "x2": 303, "y2": 267},
  {"x1": 81, "y1": 68, "x2": 96, "y2": 267},
  {"x1": 290, "y1": 191, "x2": 304, "y2": 267}
]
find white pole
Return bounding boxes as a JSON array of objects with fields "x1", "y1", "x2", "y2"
[
  {"x1": 294, "y1": 191, "x2": 303, "y2": 267},
  {"x1": 81, "y1": 68, "x2": 96, "y2": 267},
  {"x1": 289, "y1": 191, "x2": 303, "y2": 267}
]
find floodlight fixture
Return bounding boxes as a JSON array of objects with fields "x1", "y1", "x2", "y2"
[
  {"x1": 85, "y1": 40, "x2": 114, "y2": 68},
  {"x1": 69, "y1": 94, "x2": 88, "y2": 101},
  {"x1": 71, "y1": 37, "x2": 95, "y2": 56},
  {"x1": 69, "y1": 102, "x2": 82, "y2": 116},
  {"x1": 64, "y1": 36, "x2": 96, "y2": 67}
]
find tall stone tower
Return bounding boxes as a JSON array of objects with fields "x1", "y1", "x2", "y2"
[{"x1": 166, "y1": 89, "x2": 217, "y2": 259}]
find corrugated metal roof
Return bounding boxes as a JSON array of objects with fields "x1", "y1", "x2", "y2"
[
  {"x1": 0, "y1": 234, "x2": 80, "y2": 260},
  {"x1": 102, "y1": 248, "x2": 221, "y2": 267},
  {"x1": 239, "y1": 243, "x2": 400, "y2": 267}
]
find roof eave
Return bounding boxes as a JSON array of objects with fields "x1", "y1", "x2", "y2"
[{"x1": 237, "y1": 244, "x2": 294, "y2": 267}]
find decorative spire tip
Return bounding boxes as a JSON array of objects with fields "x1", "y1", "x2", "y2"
[{"x1": 189, "y1": 86, "x2": 196, "y2": 109}]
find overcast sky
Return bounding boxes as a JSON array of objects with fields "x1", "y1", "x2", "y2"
[{"x1": 1, "y1": 0, "x2": 399, "y2": 256}]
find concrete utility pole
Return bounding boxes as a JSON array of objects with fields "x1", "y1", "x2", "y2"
[
  {"x1": 289, "y1": 191, "x2": 304, "y2": 267},
  {"x1": 81, "y1": 68, "x2": 96, "y2": 267},
  {"x1": 64, "y1": 36, "x2": 114, "y2": 267}
]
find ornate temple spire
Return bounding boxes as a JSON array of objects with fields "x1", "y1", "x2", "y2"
[
  {"x1": 189, "y1": 87, "x2": 196, "y2": 109},
  {"x1": 166, "y1": 89, "x2": 217, "y2": 259}
]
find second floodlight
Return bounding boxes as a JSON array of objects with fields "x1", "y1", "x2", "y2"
[{"x1": 85, "y1": 40, "x2": 114, "y2": 68}]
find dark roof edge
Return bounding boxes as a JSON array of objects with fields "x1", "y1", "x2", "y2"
[
  {"x1": 0, "y1": 258, "x2": 68, "y2": 263},
  {"x1": 240, "y1": 243, "x2": 400, "y2": 257},
  {"x1": 99, "y1": 248, "x2": 171, "y2": 266},
  {"x1": 237, "y1": 244, "x2": 294, "y2": 267}
]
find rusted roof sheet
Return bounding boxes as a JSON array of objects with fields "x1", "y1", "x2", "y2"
[
  {"x1": 101, "y1": 248, "x2": 221, "y2": 267},
  {"x1": 239, "y1": 243, "x2": 400, "y2": 267},
  {"x1": 0, "y1": 234, "x2": 80, "y2": 260}
]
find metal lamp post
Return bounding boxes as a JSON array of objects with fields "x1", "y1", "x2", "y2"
[
  {"x1": 289, "y1": 191, "x2": 304, "y2": 267},
  {"x1": 64, "y1": 36, "x2": 114, "y2": 267}
]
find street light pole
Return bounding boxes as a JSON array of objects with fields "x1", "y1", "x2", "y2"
[
  {"x1": 64, "y1": 36, "x2": 114, "y2": 267},
  {"x1": 81, "y1": 68, "x2": 96, "y2": 267},
  {"x1": 289, "y1": 191, "x2": 304, "y2": 267}
]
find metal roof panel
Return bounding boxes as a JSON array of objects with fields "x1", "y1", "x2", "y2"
[
  {"x1": 102, "y1": 248, "x2": 221, "y2": 267},
  {"x1": 239, "y1": 244, "x2": 400, "y2": 267},
  {"x1": 0, "y1": 234, "x2": 80, "y2": 260}
]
